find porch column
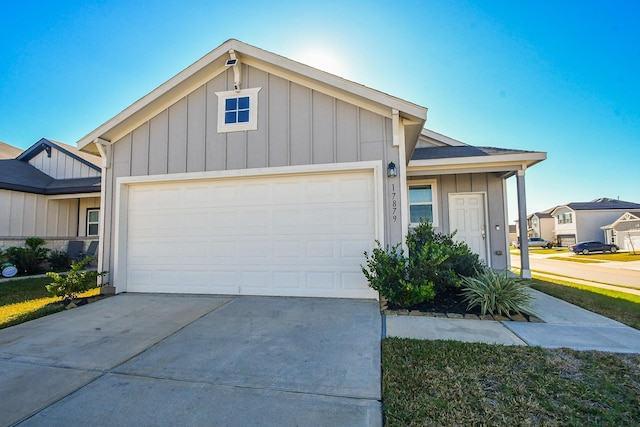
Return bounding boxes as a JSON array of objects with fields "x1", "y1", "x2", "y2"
[{"x1": 516, "y1": 169, "x2": 531, "y2": 278}]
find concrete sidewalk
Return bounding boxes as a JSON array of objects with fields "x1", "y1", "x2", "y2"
[{"x1": 385, "y1": 289, "x2": 640, "y2": 353}]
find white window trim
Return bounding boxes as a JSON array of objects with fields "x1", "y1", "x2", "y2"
[
  {"x1": 86, "y1": 208, "x2": 100, "y2": 237},
  {"x1": 408, "y1": 179, "x2": 439, "y2": 227},
  {"x1": 215, "y1": 87, "x2": 261, "y2": 133}
]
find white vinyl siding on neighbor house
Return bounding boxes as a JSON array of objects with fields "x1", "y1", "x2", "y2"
[
  {"x1": 0, "y1": 190, "x2": 82, "y2": 237},
  {"x1": 116, "y1": 165, "x2": 381, "y2": 299},
  {"x1": 28, "y1": 149, "x2": 99, "y2": 179}
]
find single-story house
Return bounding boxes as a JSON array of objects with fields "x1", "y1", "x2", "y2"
[
  {"x1": 602, "y1": 211, "x2": 640, "y2": 252},
  {"x1": 0, "y1": 138, "x2": 102, "y2": 253},
  {"x1": 550, "y1": 198, "x2": 640, "y2": 247},
  {"x1": 77, "y1": 39, "x2": 545, "y2": 297}
]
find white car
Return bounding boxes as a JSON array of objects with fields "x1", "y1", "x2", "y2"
[{"x1": 513, "y1": 237, "x2": 552, "y2": 249}]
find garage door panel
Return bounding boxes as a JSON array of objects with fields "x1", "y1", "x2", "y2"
[{"x1": 125, "y1": 170, "x2": 378, "y2": 298}]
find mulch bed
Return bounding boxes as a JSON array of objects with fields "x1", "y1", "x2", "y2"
[{"x1": 380, "y1": 287, "x2": 543, "y2": 322}]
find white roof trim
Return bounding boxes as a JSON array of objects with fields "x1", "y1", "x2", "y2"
[
  {"x1": 419, "y1": 128, "x2": 468, "y2": 147},
  {"x1": 408, "y1": 152, "x2": 547, "y2": 173}
]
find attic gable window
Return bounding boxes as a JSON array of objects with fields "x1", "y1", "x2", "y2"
[{"x1": 216, "y1": 87, "x2": 261, "y2": 133}]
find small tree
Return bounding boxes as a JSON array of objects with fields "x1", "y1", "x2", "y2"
[{"x1": 46, "y1": 257, "x2": 106, "y2": 301}]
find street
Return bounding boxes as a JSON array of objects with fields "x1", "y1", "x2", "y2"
[{"x1": 511, "y1": 253, "x2": 640, "y2": 290}]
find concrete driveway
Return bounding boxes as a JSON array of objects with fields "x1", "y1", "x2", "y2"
[{"x1": 0, "y1": 294, "x2": 382, "y2": 426}]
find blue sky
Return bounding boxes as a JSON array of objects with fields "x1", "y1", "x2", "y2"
[{"x1": 1, "y1": 0, "x2": 639, "y2": 222}]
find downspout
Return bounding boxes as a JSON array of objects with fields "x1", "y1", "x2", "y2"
[{"x1": 94, "y1": 138, "x2": 111, "y2": 289}]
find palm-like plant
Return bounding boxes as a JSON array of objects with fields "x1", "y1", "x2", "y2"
[{"x1": 460, "y1": 268, "x2": 532, "y2": 318}]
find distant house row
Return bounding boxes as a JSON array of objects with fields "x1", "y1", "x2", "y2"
[
  {"x1": 0, "y1": 139, "x2": 101, "y2": 254},
  {"x1": 516, "y1": 198, "x2": 640, "y2": 251}
]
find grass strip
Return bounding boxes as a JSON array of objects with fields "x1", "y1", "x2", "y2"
[
  {"x1": 383, "y1": 339, "x2": 640, "y2": 426},
  {"x1": 547, "y1": 256, "x2": 601, "y2": 263},
  {"x1": 0, "y1": 276, "x2": 100, "y2": 330},
  {"x1": 530, "y1": 279, "x2": 640, "y2": 329}
]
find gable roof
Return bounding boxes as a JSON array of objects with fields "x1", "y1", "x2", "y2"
[
  {"x1": 601, "y1": 210, "x2": 640, "y2": 229},
  {"x1": 553, "y1": 198, "x2": 640, "y2": 213},
  {"x1": 0, "y1": 138, "x2": 101, "y2": 195},
  {"x1": 0, "y1": 159, "x2": 100, "y2": 195},
  {"x1": 528, "y1": 211, "x2": 554, "y2": 219},
  {"x1": 78, "y1": 39, "x2": 428, "y2": 159},
  {"x1": 18, "y1": 138, "x2": 101, "y2": 171},
  {"x1": 0, "y1": 141, "x2": 23, "y2": 159}
]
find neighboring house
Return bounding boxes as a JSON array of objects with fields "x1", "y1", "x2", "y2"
[
  {"x1": 514, "y1": 210, "x2": 555, "y2": 242},
  {"x1": 0, "y1": 141, "x2": 23, "y2": 159},
  {"x1": 0, "y1": 138, "x2": 102, "y2": 253},
  {"x1": 550, "y1": 198, "x2": 640, "y2": 246},
  {"x1": 602, "y1": 211, "x2": 640, "y2": 252},
  {"x1": 77, "y1": 39, "x2": 545, "y2": 297}
]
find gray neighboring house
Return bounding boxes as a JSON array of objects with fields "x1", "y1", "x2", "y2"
[
  {"x1": 0, "y1": 138, "x2": 102, "y2": 253},
  {"x1": 77, "y1": 39, "x2": 545, "y2": 297},
  {"x1": 602, "y1": 211, "x2": 640, "y2": 252},
  {"x1": 550, "y1": 198, "x2": 640, "y2": 247},
  {"x1": 514, "y1": 210, "x2": 555, "y2": 243}
]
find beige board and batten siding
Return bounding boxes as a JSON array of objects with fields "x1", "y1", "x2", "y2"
[
  {"x1": 101, "y1": 64, "x2": 402, "y2": 291},
  {"x1": 408, "y1": 172, "x2": 509, "y2": 270},
  {"x1": 27, "y1": 149, "x2": 100, "y2": 179},
  {"x1": 0, "y1": 190, "x2": 79, "y2": 239}
]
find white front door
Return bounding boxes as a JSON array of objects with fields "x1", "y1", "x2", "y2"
[{"x1": 448, "y1": 193, "x2": 488, "y2": 264}]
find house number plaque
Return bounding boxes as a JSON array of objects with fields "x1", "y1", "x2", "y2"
[{"x1": 391, "y1": 183, "x2": 397, "y2": 222}]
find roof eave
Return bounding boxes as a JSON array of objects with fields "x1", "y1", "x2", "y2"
[{"x1": 407, "y1": 151, "x2": 546, "y2": 176}]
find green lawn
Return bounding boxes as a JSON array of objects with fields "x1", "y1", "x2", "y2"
[
  {"x1": 569, "y1": 252, "x2": 640, "y2": 262},
  {"x1": 0, "y1": 276, "x2": 99, "y2": 330},
  {"x1": 382, "y1": 278, "x2": 640, "y2": 425},
  {"x1": 547, "y1": 256, "x2": 601, "y2": 263},
  {"x1": 383, "y1": 339, "x2": 640, "y2": 426}
]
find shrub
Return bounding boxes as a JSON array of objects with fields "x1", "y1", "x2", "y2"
[
  {"x1": 407, "y1": 222, "x2": 483, "y2": 292},
  {"x1": 460, "y1": 268, "x2": 532, "y2": 318},
  {"x1": 45, "y1": 257, "x2": 106, "y2": 301},
  {"x1": 362, "y1": 242, "x2": 436, "y2": 307},
  {"x1": 48, "y1": 250, "x2": 71, "y2": 272},
  {"x1": 5, "y1": 237, "x2": 50, "y2": 275},
  {"x1": 361, "y1": 221, "x2": 484, "y2": 307}
]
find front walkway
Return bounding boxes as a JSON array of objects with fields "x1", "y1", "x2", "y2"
[{"x1": 385, "y1": 289, "x2": 640, "y2": 354}]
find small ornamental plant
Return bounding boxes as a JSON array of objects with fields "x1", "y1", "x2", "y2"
[
  {"x1": 460, "y1": 268, "x2": 532, "y2": 318},
  {"x1": 45, "y1": 257, "x2": 107, "y2": 301}
]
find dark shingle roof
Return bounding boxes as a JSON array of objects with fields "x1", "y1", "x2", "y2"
[
  {"x1": 0, "y1": 159, "x2": 100, "y2": 195},
  {"x1": 411, "y1": 145, "x2": 538, "y2": 161},
  {"x1": 565, "y1": 198, "x2": 640, "y2": 211}
]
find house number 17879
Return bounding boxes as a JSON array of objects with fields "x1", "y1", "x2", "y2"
[{"x1": 391, "y1": 184, "x2": 397, "y2": 222}]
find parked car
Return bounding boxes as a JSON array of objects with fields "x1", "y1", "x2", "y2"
[
  {"x1": 513, "y1": 237, "x2": 552, "y2": 249},
  {"x1": 569, "y1": 241, "x2": 619, "y2": 255}
]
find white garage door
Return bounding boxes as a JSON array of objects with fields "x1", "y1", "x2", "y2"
[{"x1": 124, "y1": 170, "x2": 378, "y2": 298}]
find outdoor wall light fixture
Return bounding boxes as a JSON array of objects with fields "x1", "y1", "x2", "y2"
[{"x1": 387, "y1": 162, "x2": 398, "y2": 178}]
